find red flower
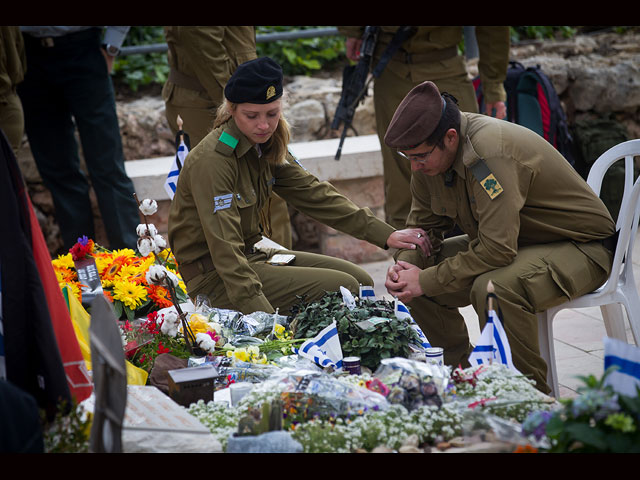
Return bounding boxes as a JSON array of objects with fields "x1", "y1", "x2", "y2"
[
  {"x1": 69, "y1": 236, "x2": 95, "y2": 261},
  {"x1": 156, "y1": 342, "x2": 170, "y2": 354}
]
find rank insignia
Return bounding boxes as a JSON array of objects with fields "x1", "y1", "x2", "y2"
[{"x1": 213, "y1": 193, "x2": 233, "y2": 213}]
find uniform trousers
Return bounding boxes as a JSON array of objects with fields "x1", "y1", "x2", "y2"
[
  {"x1": 187, "y1": 248, "x2": 373, "y2": 315},
  {"x1": 407, "y1": 235, "x2": 612, "y2": 394},
  {"x1": 18, "y1": 28, "x2": 139, "y2": 251},
  {"x1": 373, "y1": 57, "x2": 479, "y2": 229}
]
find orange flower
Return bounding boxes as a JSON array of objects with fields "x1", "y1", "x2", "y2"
[
  {"x1": 146, "y1": 284, "x2": 173, "y2": 308},
  {"x1": 513, "y1": 444, "x2": 538, "y2": 453}
]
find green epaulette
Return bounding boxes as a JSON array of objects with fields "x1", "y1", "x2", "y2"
[
  {"x1": 215, "y1": 130, "x2": 239, "y2": 156},
  {"x1": 462, "y1": 136, "x2": 503, "y2": 200}
]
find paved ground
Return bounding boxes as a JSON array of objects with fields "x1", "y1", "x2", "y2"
[{"x1": 358, "y1": 232, "x2": 640, "y2": 399}]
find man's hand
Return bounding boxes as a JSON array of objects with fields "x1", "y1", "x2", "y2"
[
  {"x1": 386, "y1": 228, "x2": 432, "y2": 256},
  {"x1": 485, "y1": 101, "x2": 507, "y2": 120},
  {"x1": 345, "y1": 37, "x2": 363, "y2": 61},
  {"x1": 101, "y1": 48, "x2": 115, "y2": 74},
  {"x1": 385, "y1": 260, "x2": 424, "y2": 303}
]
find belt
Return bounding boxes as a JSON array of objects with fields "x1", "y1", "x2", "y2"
[
  {"x1": 168, "y1": 68, "x2": 206, "y2": 93},
  {"x1": 24, "y1": 28, "x2": 100, "y2": 49},
  {"x1": 179, "y1": 247, "x2": 259, "y2": 283},
  {"x1": 389, "y1": 46, "x2": 458, "y2": 64}
]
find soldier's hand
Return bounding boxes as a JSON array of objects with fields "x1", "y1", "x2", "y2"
[
  {"x1": 485, "y1": 101, "x2": 507, "y2": 119},
  {"x1": 387, "y1": 228, "x2": 432, "y2": 255},
  {"x1": 345, "y1": 37, "x2": 363, "y2": 61},
  {"x1": 389, "y1": 261, "x2": 424, "y2": 303}
]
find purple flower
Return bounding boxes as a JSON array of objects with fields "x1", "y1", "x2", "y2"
[{"x1": 77, "y1": 235, "x2": 89, "y2": 246}]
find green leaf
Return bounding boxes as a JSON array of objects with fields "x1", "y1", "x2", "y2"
[{"x1": 565, "y1": 423, "x2": 608, "y2": 450}]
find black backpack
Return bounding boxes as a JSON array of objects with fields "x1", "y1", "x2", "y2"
[
  {"x1": 474, "y1": 61, "x2": 575, "y2": 166},
  {"x1": 570, "y1": 115, "x2": 632, "y2": 222}
]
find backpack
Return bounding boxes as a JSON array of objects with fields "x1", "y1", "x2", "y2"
[
  {"x1": 474, "y1": 61, "x2": 575, "y2": 166},
  {"x1": 570, "y1": 115, "x2": 632, "y2": 222}
]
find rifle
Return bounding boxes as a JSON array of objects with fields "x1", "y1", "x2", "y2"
[{"x1": 331, "y1": 26, "x2": 416, "y2": 160}]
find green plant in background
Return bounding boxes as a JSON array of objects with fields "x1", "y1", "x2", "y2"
[
  {"x1": 256, "y1": 26, "x2": 345, "y2": 76},
  {"x1": 113, "y1": 26, "x2": 168, "y2": 92},
  {"x1": 510, "y1": 26, "x2": 577, "y2": 43}
]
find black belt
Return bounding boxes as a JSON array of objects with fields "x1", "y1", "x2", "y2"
[{"x1": 24, "y1": 28, "x2": 100, "y2": 49}]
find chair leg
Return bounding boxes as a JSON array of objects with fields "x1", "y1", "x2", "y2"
[
  {"x1": 621, "y1": 291, "x2": 640, "y2": 346},
  {"x1": 537, "y1": 310, "x2": 560, "y2": 398},
  {"x1": 601, "y1": 303, "x2": 628, "y2": 342}
]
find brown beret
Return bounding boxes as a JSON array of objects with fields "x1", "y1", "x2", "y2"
[{"x1": 384, "y1": 81, "x2": 446, "y2": 150}]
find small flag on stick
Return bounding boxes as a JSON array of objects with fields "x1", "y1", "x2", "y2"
[
  {"x1": 468, "y1": 281, "x2": 519, "y2": 372},
  {"x1": 164, "y1": 115, "x2": 190, "y2": 200}
]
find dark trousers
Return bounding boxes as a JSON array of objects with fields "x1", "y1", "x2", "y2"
[{"x1": 18, "y1": 28, "x2": 139, "y2": 251}]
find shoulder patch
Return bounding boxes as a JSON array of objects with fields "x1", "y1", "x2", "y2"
[
  {"x1": 213, "y1": 193, "x2": 233, "y2": 212},
  {"x1": 463, "y1": 137, "x2": 503, "y2": 200},
  {"x1": 215, "y1": 131, "x2": 239, "y2": 156},
  {"x1": 287, "y1": 147, "x2": 307, "y2": 171}
]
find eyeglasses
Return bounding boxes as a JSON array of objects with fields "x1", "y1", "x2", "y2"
[{"x1": 397, "y1": 143, "x2": 438, "y2": 163}]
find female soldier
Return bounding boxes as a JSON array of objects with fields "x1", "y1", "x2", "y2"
[{"x1": 168, "y1": 57, "x2": 430, "y2": 315}]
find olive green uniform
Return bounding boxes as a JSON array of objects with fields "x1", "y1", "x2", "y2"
[
  {"x1": 0, "y1": 26, "x2": 26, "y2": 152},
  {"x1": 168, "y1": 118, "x2": 394, "y2": 315},
  {"x1": 338, "y1": 26, "x2": 510, "y2": 229},
  {"x1": 162, "y1": 26, "x2": 292, "y2": 248},
  {"x1": 396, "y1": 113, "x2": 615, "y2": 393}
]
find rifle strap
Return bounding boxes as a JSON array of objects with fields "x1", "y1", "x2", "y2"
[{"x1": 371, "y1": 26, "x2": 416, "y2": 78}]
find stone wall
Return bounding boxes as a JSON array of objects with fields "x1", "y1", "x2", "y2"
[{"x1": 16, "y1": 30, "x2": 640, "y2": 258}]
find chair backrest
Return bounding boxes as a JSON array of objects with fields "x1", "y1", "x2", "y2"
[{"x1": 586, "y1": 139, "x2": 640, "y2": 293}]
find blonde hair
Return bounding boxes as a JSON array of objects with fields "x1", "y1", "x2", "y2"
[{"x1": 214, "y1": 99, "x2": 291, "y2": 167}]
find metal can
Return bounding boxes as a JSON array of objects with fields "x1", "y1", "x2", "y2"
[
  {"x1": 343, "y1": 356, "x2": 361, "y2": 375},
  {"x1": 424, "y1": 347, "x2": 444, "y2": 366}
]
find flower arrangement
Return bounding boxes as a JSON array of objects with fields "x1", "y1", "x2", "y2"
[
  {"x1": 187, "y1": 363, "x2": 551, "y2": 453},
  {"x1": 522, "y1": 368, "x2": 640, "y2": 452},
  {"x1": 51, "y1": 198, "x2": 189, "y2": 322}
]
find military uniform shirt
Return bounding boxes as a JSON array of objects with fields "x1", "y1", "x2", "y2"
[
  {"x1": 169, "y1": 118, "x2": 394, "y2": 313},
  {"x1": 397, "y1": 112, "x2": 616, "y2": 297}
]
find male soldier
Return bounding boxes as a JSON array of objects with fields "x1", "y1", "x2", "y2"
[
  {"x1": 163, "y1": 26, "x2": 292, "y2": 248},
  {"x1": 339, "y1": 26, "x2": 510, "y2": 229},
  {"x1": 0, "y1": 26, "x2": 26, "y2": 153},
  {"x1": 384, "y1": 81, "x2": 616, "y2": 393}
]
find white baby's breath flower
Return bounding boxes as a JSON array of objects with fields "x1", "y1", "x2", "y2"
[
  {"x1": 139, "y1": 198, "x2": 158, "y2": 216},
  {"x1": 137, "y1": 236, "x2": 156, "y2": 257},
  {"x1": 136, "y1": 223, "x2": 158, "y2": 237}
]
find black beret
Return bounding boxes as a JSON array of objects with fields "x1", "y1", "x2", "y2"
[
  {"x1": 384, "y1": 81, "x2": 446, "y2": 150},
  {"x1": 224, "y1": 57, "x2": 283, "y2": 104}
]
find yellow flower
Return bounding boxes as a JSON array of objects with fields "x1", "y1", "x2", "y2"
[
  {"x1": 115, "y1": 263, "x2": 147, "y2": 285},
  {"x1": 52, "y1": 253, "x2": 74, "y2": 270},
  {"x1": 62, "y1": 281, "x2": 82, "y2": 303},
  {"x1": 111, "y1": 248, "x2": 137, "y2": 259},
  {"x1": 188, "y1": 314, "x2": 214, "y2": 335},
  {"x1": 112, "y1": 279, "x2": 147, "y2": 310}
]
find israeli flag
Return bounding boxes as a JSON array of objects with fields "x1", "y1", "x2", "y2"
[
  {"x1": 359, "y1": 285, "x2": 375, "y2": 302},
  {"x1": 468, "y1": 309, "x2": 519, "y2": 372},
  {"x1": 604, "y1": 336, "x2": 640, "y2": 397},
  {"x1": 294, "y1": 321, "x2": 343, "y2": 372},
  {"x1": 394, "y1": 298, "x2": 431, "y2": 349},
  {"x1": 164, "y1": 138, "x2": 189, "y2": 200}
]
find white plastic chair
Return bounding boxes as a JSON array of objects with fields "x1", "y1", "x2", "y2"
[{"x1": 536, "y1": 139, "x2": 640, "y2": 398}]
